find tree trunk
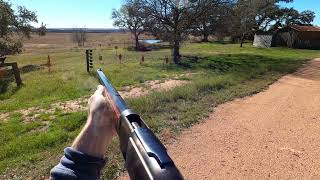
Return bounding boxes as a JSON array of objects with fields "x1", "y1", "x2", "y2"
[
  {"x1": 172, "y1": 40, "x2": 181, "y2": 64},
  {"x1": 240, "y1": 34, "x2": 245, "y2": 48},
  {"x1": 202, "y1": 33, "x2": 209, "y2": 42},
  {"x1": 201, "y1": 23, "x2": 209, "y2": 42},
  {"x1": 134, "y1": 34, "x2": 139, "y2": 51}
]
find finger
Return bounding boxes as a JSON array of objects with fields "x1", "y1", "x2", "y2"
[
  {"x1": 98, "y1": 85, "x2": 121, "y2": 123},
  {"x1": 94, "y1": 85, "x2": 105, "y2": 96},
  {"x1": 105, "y1": 92, "x2": 121, "y2": 122},
  {"x1": 101, "y1": 86, "x2": 108, "y2": 97}
]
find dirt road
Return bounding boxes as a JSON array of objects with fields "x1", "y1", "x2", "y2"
[{"x1": 167, "y1": 58, "x2": 320, "y2": 179}]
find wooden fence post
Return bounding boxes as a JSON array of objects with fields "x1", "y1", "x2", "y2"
[{"x1": 11, "y1": 62, "x2": 22, "y2": 86}]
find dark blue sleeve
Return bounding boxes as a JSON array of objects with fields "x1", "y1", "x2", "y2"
[{"x1": 50, "y1": 147, "x2": 106, "y2": 180}]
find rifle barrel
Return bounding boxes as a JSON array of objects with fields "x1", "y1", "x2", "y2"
[{"x1": 97, "y1": 69, "x2": 128, "y2": 113}]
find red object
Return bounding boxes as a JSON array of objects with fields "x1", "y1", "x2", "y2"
[
  {"x1": 0, "y1": 68, "x2": 7, "y2": 77},
  {"x1": 288, "y1": 25, "x2": 320, "y2": 32}
]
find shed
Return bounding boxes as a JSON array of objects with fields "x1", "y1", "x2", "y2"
[
  {"x1": 273, "y1": 25, "x2": 320, "y2": 49},
  {"x1": 253, "y1": 33, "x2": 273, "y2": 48}
]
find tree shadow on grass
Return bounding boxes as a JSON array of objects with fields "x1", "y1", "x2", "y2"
[
  {"x1": 0, "y1": 64, "x2": 45, "y2": 97},
  {"x1": 0, "y1": 78, "x2": 22, "y2": 101},
  {"x1": 0, "y1": 78, "x2": 11, "y2": 94},
  {"x1": 208, "y1": 41, "x2": 237, "y2": 45},
  {"x1": 126, "y1": 44, "x2": 171, "y2": 52},
  {"x1": 0, "y1": 72, "x2": 22, "y2": 99},
  {"x1": 20, "y1": 64, "x2": 44, "y2": 74},
  {"x1": 179, "y1": 54, "x2": 304, "y2": 76}
]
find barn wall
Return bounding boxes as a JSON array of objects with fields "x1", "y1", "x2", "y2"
[
  {"x1": 273, "y1": 30, "x2": 298, "y2": 48},
  {"x1": 274, "y1": 29, "x2": 320, "y2": 49},
  {"x1": 296, "y1": 32, "x2": 320, "y2": 49}
]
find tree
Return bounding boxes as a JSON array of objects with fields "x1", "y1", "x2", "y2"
[
  {"x1": 268, "y1": 9, "x2": 315, "y2": 30},
  {"x1": 191, "y1": 0, "x2": 234, "y2": 42},
  {"x1": 112, "y1": 0, "x2": 145, "y2": 50},
  {"x1": 231, "y1": 0, "x2": 262, "y2": 47},
  {"x1": 38, "y1": 22, "x2": 47, "y2": 36},
  {"x1": 72, "y1": 27, "x2": 87, "y2": 47},
  {"x1": 230, "y1": 0, "x2": 314, "y2": 47},
  {"x1": 141, "y1": 0, "x2": 211, "y2": 64},
  {"x1": 0, "y1": 0, "x2": 38, "y2": 55},
  {"x1": 253, "y1": 1, "x2": 315, "y2": 31}
]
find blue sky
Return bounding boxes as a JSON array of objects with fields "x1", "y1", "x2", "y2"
[
  {"x1": 280, "y1": 0, "x2": 320, "y2": 26},
  {"x1": 9, "y1": 0, "x2": 320, "y2": 28},
  {"x1": 10, "y1": 0, "x2": 122, "y2": 28}
]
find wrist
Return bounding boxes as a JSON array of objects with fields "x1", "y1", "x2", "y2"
[
  {"x1": 87, "y1": 112, "x2": 112, "y2": 128},
  {"x1": 85, "y1": 119, "x2": 113, "y2": 139},
  {"x1": 72, "y1": 118, "x2": 114, "y2": 158}
]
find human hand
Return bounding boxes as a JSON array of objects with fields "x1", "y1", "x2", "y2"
[
  {"x1": 87, "y1": 85, "x2": 119, "y2": 132},
  {"x1": 71, "y1": 85, "x2": 120, "y2": 158}
]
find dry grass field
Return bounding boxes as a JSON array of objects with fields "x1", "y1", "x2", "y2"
[{"x1": 21, "y1": 32, "x2": 149, "y2": 54}]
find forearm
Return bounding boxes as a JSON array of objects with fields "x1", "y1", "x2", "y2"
[
  {"x1": 50, "y1": 85, "x2": 117, "y2": 179},
  {"x1": 72, "y1": 114, "x2": 113, "y2": 158},
  {"x1": 51, "y1": 114, "x2": 114, "y2": 179}
]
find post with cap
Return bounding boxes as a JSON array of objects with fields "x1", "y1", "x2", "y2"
[{"x1": 86, "y1": 49, "x2": 93, "y2": 73}]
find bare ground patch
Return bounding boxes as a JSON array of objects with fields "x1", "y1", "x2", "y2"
[{"x1": 0, "y1": 78, "x2": 189, "y2": 122}]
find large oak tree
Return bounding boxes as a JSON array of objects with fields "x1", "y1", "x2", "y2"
[
  {"x1": 191, "y1": 0, "x2": 234, "y2": 42},
  {"x1": 0, "y1": 0, "x2": 37, "y2": 55},
  {"x1": 112, "y1": 0, "x2": 145, "y2": 50},
  {"x1": 231, "y1": 0, "x2": 315, "y2": 47},
  {"x1": 141, "y1": 0, "x2": 211, "y2": 64}
]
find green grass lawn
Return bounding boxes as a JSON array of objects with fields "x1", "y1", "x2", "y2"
[
  {"x1": 0, "y1": 47, "x2": 184, "y2": 112},
  {"x1": 0, "y1": 42, "x2": 320, "y2": 179}
]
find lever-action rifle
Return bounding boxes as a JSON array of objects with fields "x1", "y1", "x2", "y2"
[{"x1": 97, "y1": 69, "x2": 183, "y2": 180}]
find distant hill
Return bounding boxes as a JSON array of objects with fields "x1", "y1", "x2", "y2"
[{"x1": 45, "y1": 28, "x2": 127, "y2": 33}]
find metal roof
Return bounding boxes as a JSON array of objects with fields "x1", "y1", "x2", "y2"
[{"x1": 288, "y1": 25, "x2": 320, "y2": 32}]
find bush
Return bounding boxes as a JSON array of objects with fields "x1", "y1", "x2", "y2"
[{"x1": 0, "y1": 39, "x2": 22, "y2": 55}]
